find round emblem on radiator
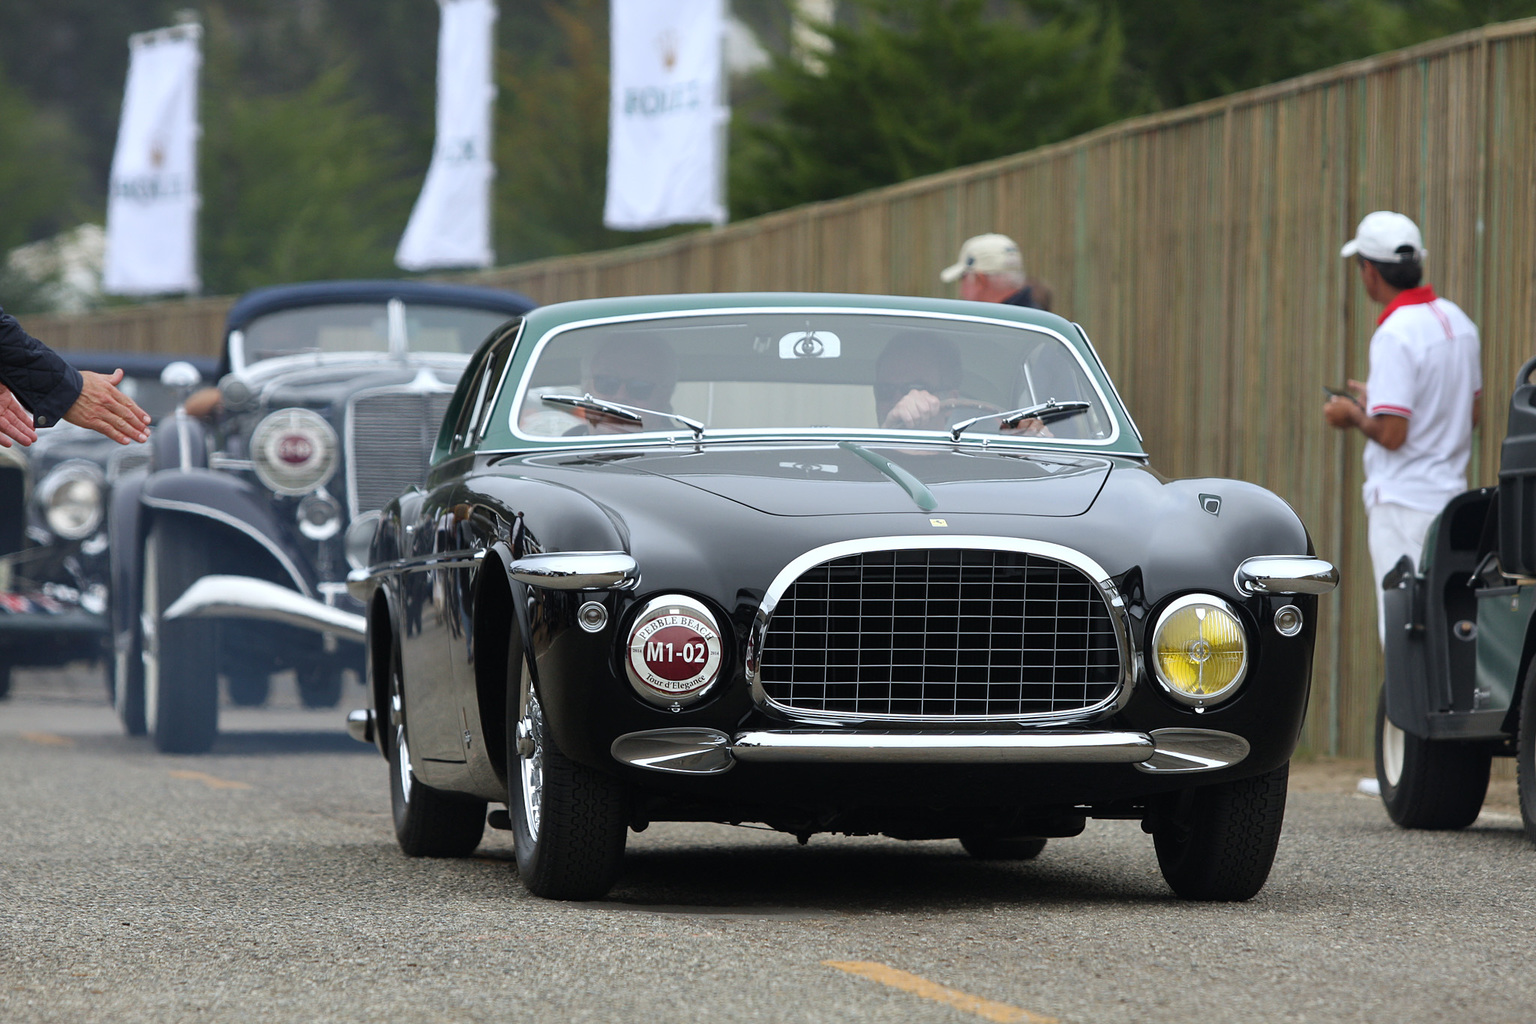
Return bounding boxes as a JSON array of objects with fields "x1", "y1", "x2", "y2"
[{"x1": 625, "y1": 596, "x2": 724, "y2": 705}]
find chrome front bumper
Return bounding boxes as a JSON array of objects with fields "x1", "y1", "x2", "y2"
[
  {"x1": 164, "y1": 574, "x2": 366, "y2": 640},
  {"x1": 605, "y1": 726, "x2": 1249, "y2": 776}
]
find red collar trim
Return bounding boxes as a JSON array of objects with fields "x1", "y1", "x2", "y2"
[{"x1": 1377, "y1": 285, "x2": 1438, "y2": 326}]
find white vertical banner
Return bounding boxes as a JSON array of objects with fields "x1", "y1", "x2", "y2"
[
  {"x1": 604, "y1": 0, "x2": 728, "y2": 230},
  {"x1": 396, "y1": 0, "x2": 498, "y2": 271},
  {"x1": 103, "y1": 21, "x2": 201, "y2": 296}
]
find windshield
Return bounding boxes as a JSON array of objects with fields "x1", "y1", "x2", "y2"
[
  {"x1": 237, "y1": 302, "x2": 512, "y2": 367},
  {"x1": 511, "y1": 311, "x2": 1117, "y2": 443}
]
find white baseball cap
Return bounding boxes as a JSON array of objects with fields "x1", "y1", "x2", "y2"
[
  {"x1": 1340, "y1": 211, "x2": 1427, "y2": 264},
  {"x1": 940, "y1": 233, "x2": 1024, "y2": 283}
]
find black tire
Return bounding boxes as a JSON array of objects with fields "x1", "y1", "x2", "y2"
[
  {"x1": 509, "y1": 659, "x2": 628, "y2": 900},
  {"x1": 1375, "y1": 684, "x2": 1490, "y2": 829},
  {"x1": 296, "y1": 664, "x2": 343, "y2": 709},
  {"x1": 387, "y1": 644, "x2": 485, "y2": 858},
  {"x1": 225, "y1": 667, "x2": 271, "y2": 707},
  {"x1": 959, "y1": 836, "x2": 1047, "y2": 860},
  {"x1": 1153, "y1": 762, "x2": 1289, "y2": 901},
  {"x1": 112, "y1": 627, "x2": 146, "y2": 735},
  {"x1": 0, "y1": 661, "x2": 10, "y2": 700},
  {"x1": 1516, "y1": 670, "x2": 1536, "y2": 844},
  {"x1": 142, "y1": 518, "x2": 218, "y2": 753}
]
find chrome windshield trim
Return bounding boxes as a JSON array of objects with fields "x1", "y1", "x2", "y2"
[
  {"x1": 730, "y1": 730, "x2": 1154, "y2": 764},
  {"x1": 505, "y1": 305, "x2": 1129, "y2": 450},
  {"x1": 1234, "y1": 555, "x2": 1340, "y2": 596},
  {"x1": 745, "y1": 535, "x2": 1136, "y2": 726},
  {"x1": 508, "y1": 551, "x2": 639, "y2": 591}
]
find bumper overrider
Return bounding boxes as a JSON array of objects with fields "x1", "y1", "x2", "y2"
[{"x1": 344, "y1": 549, "x2": 1337, "y2": 777}]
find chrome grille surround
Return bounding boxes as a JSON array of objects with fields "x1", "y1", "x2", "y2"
[
  {"x1": 747, "y1": 536, "x2": 1134, "y2": 725},
  {"x1": 344, "y1": 378, "x2": 457, "y2": 518}
]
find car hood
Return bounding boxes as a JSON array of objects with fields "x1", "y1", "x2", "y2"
[{"x1": 520, "y1": 443, "x2": 1113, "y2": 517}]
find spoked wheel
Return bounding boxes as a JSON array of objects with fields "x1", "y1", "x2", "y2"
[
  {"x1": 1515, "y1": 667, "x2": 1536, "y2": 844},
  {"x1": 509, "y1": 659, "x2": 628, "y2": 900},
  {"x1": 959, "y1": 836, "x2": 1047, "y2": 860},
  {"x1": 1374, "y1": 684, "x2": 1490, "y2": 829},
  {"x1": 387, "y1": 644, "x2": 484, "y2": 858},
  {"x1": 141, "y1": 519, "x2": 218, "y2": 753},
  {"x1": 1152, "y1": 762, "x2": 1289, "y2": 901}
]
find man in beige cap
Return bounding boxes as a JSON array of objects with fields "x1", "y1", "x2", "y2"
[{"x1": 940, "y1": 233, "x2": 1051, "y2": 310}]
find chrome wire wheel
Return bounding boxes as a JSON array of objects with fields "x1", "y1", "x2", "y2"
[
  {"x1": 517, "y1": 674, "x2": 544, "y2": 843},
  {"x1": 395, "y1": 723, "x2": 414, "y2": 805}
]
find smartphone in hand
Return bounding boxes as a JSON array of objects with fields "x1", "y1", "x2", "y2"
[{"x1": 1322, "y1": 384, "x2": 1360, "y2": 405}]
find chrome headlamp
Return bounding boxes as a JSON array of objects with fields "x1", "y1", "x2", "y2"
[
  {"x1": 38, "y1": 460, "x2": 105, "y2": 540},
  {"x1": 1150, "y1": 594, "x2": 1249, "y2": 708},
  {"x1": 251, "y1": 408, "x2": 338, "y2": 496}
]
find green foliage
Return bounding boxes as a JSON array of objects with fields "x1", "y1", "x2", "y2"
[
  {"x1": 495, "y1": 0, "x2": 686, "y2": 263},
  {"x1": 730, "y1": 0, "x2": 1126, "y2": 218},
  {"x1": 199, "y1": 53, "x2": 413, "y2": 294},
  {"x1": 0, "y1": 66, "x2": 87, "y2": 255}
]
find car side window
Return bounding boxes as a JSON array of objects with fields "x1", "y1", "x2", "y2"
[{"x1": 446, "y1": 320, "x2": 520, "y2": 454}]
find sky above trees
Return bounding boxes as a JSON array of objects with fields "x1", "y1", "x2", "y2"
[{"x1": 0, "y1": 0, "x2": 1531, "y2": 309}]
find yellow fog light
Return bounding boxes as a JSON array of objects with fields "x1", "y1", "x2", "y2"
[{"x1": 1151, "y1": 595, "x2": 1248, "y2": 707}]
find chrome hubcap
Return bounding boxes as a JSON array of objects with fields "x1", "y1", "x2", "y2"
[{"x1": 517, "y1": 674, "x2": 544, "y2": 842}]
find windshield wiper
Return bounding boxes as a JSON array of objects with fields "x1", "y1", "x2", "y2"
[
  {"x1": 949, "y1": 399, "x2": 1092, "y2": 441},
  {"x1": 542, "y1": 393, "x2": 705, "y2": 440}
]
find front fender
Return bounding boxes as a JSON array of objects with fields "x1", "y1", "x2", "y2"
[
  {"x1": 139, "y1": 468, "x2": 315, "y2": 596},
  {"x1": 1382, "y1": 556, "x2": 1432, "y2": 736}
]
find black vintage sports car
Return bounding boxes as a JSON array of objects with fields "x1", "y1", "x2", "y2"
[
  {"x1": 1374, "y1": 355, "x2": 1536, "y2": 838},
  {"x1": 108, "y1": 280, "x2": 534, "y2": 752},
  {"x1": 0, "y1": 352, "x2": 214, "y2": 699},
  {"x1": 345, "y1": 293, "x2": 1337, "y2": 901}
]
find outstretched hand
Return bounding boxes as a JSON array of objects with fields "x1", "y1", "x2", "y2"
[
  {"x1": 64, "y1": 369, "x2": 152, "y2": 444},
  {"x1": 0, "y1": 383, "x2": 38, "y2": 447}
]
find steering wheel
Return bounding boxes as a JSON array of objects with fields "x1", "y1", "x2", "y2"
[{"x1": 939, "y1": 397, "x2": 1006, "y2": 418}]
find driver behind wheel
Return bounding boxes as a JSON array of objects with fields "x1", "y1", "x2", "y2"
[
  {"x1": 874, "y1": 332, "x2": 963, "y2": 430},
  {"x1": 874, "y1": 332, "x2": 1049, "y2": 435}
]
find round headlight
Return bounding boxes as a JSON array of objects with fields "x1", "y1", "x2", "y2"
[
  {"x1": 1151, "y1": 595, "x2": 1248, "y2": 707},
  {"x1": 38, "y1": 460, "x2": 105, "y2": 540},
  {"x1": 624, "y1": 595, "x2": 724, "y2": 708},
  {"x1": 251, "y1": 408, "x2": 337, "y2": 496}
]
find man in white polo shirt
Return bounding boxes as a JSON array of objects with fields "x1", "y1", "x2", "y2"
[{"x1": 1324, "y1": 210, "x2": 1482, "y2": 644}]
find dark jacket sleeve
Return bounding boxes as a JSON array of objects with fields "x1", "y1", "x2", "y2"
[{"x1": 0, "y1": 305, "x2": 84, "y2": 427}]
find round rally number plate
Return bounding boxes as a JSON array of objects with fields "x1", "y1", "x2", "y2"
[{"x1": 626, "y1": 600, "x2": 722, "y2": 703}]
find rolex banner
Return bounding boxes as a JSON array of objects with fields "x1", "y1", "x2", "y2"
[
  {"x1": 604, "y1": 0, "x2": 727, "y2": 230},
  {"x1": 396, "y1": 0, "x2": 498, "y2": 271},
  {"x1": 103, "y1": 22, "x2": 201, "y2": 296}
]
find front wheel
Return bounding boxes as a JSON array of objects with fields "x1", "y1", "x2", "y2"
[
  {"x1": 387, "y1": 644, "x2": 485, "y2": 858},
  {"x1": 297, "y1": 664, "x2": 343, "y2": 709},
  {"x1": 142, "y1": 519, "x2": 218, "y2": 753},
  {"x1": 1375, "y1": 684, "x2": 1490, "y2": 829},
  {"x1": 1515, "y1": 668, "x2": 1536, "y2": 844},
  {"x1": 1153, "y1": 762, "x2": 1289, "y2": 901},
  {"x1": 509, "y1": 660, "x2": 628, "y2": 900}
]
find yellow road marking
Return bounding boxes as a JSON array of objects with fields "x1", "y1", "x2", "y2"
[
  {"x1": 167, "y1": 769, "x2": 253, "y2": 790},
  {"x1": 20, "y1": 732, "x2": 73, "y2": 747},
  {"x1": 824, "y1": 961, "x2": 1057, "y2": 1024}
]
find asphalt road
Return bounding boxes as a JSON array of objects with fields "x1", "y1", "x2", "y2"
[{"x1": 3, "y1": 664, "x2": 1535, "y2": 1024}]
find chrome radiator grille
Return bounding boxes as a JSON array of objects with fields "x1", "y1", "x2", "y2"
[
  {"x1": 757, "y1": 547, "x2": 1122, "y2": 721},
  {"x1": 346, "y1": 390, "x2": 455, "y2": 516}
]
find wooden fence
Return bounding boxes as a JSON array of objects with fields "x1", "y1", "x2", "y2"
[{"x1": 32, "y1": 20, "x2": 1536, "y2": 758}]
